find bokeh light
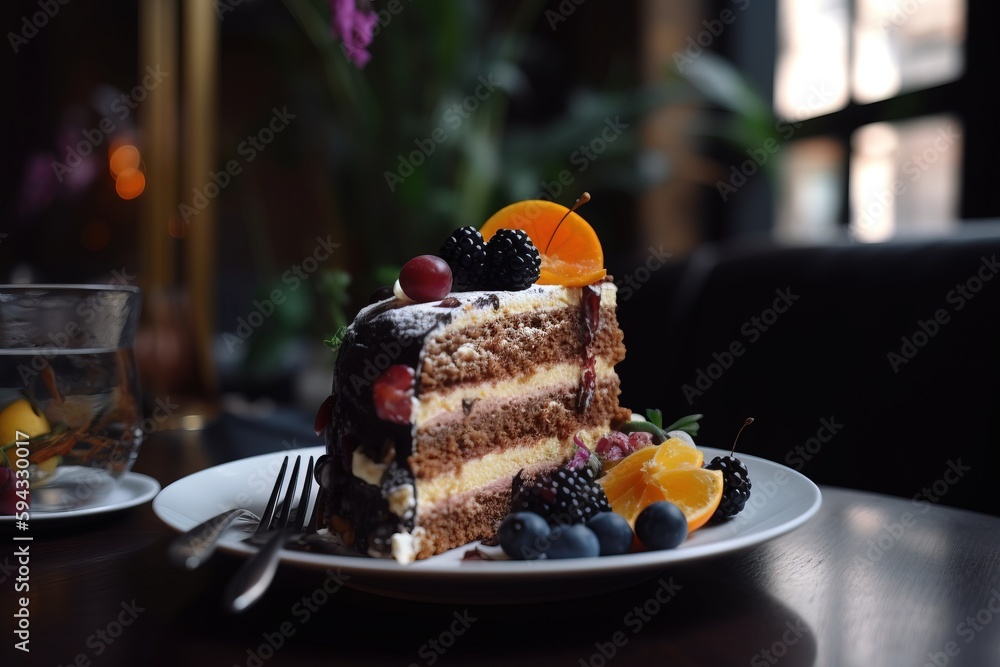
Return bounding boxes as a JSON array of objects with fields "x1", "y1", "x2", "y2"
[
  {"x1": 109, "y1": 145, "x2": 141, "y2": 179},
  {"x1": 115, "y1": 168, "x2": 146, "y2": 200}
]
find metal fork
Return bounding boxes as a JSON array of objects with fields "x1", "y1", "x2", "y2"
[
  {"x1": 223, "y1": 455, "x2": 317, "y2": 613},
  {"x1": 168, "y1": 456, "x2": 292, "y2": 570}
]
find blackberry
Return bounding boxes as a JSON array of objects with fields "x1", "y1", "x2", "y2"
[
  {"x1": 511, "y1": 465, "x2": 610, "y2": 526},
  {"x1": 439, "y1": 227, "x2": 487, "y2": 291},
  {"x1": 705, "y1": 455, "x2": 752, "y2": 519},
  {"x1": 486, "y1": 229, "x2": 541, "y2": 290}
]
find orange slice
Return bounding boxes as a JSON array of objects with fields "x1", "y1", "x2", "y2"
[
  {"x1": 648, "y1": 466, "x2": 724, "y2": 533},
  {"x1": 480, "y1": 199, "x2": 606, "y2": 287},
  {"x1": 598, "y1": 438, "x2": 723, "y2": 533}
]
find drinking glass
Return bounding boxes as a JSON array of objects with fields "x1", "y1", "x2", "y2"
[{"x1": 0, "y1": 285, "x2": 143, "y2": 511}]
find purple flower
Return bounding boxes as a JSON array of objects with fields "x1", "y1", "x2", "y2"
[{"x1": 330, "y1": 0, "x2": 377, "y2": 68}]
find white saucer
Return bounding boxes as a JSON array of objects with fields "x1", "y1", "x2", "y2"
[{"x1": 0, "y1": 472, "x2": 161, "y2": 522}]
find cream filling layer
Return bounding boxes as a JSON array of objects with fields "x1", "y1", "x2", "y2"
[
  {"x1": 445, "y1": 285, "x2": 617, "y2": 331},
  {"x1": 413, "y1": 359, "x2": 618, "y2": 429},
  {"x1": 413, "y1": 429, "x2": 606, "y2": 505}
]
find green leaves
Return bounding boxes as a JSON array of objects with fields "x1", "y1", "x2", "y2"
[
  {"x1": 662, "y1": 413, "x2": 703, "y2": 437},
  {"x1": 620, "y1": 411, "x2": 703, "y2": 443},
  {"x1": 323, "y1": 326, "x2": 347, "y2": 354}
]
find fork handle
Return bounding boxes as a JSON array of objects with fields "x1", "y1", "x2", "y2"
[
  {"x1": 223, "y1": 528, "x2": 297, "y2": 613},
  {"x1": 169, "y1": 509, "x2": 257, "y2": 571}
]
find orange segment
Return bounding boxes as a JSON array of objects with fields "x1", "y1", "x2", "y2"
[
  {"x1": 653, "y1": 437, "x2": 704, "y2": 469},
  {"x1": 480, "y1": 199, "x2": 606, "y2": 287},
  {"x1": 649, "y1": 467, "x2": 724, "y2": 532},
  {"x1": 598, "y1": 438, "x2": 723, "y2": 533},
  {"x1": 598, "y1": 445, "x2": 657, "y2": 499}
]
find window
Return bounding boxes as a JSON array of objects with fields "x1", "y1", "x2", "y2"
[{"x1": 773, "y1": 0, "x2": 969, "y2": 242}]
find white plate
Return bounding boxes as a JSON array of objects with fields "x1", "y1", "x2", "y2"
[
  {"x1": 154, "y1": 446, "x2": 821, "y2": 603},
  {"x1": 1, "y1": 473, "x2": 160, "y2": 523}
]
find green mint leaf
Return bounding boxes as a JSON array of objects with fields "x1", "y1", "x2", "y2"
[
  {"x1": 644, "y1": 408, "x2": 663, "y2": 429},
  {"x1": 663, "y1": 413, "x2": 703, "y2": 436},
  {"x1": 323, "y1": 326, "x2": 347, "y2": 353}
]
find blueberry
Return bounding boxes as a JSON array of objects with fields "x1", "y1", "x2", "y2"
[
  {"x1": 587, "y1": 512, "x2": 634, "y2": 556},
  {"x1": 634, "y1": 501, "x2": 688, "y2": 550},
  {"x1": 498, "y1": 512, "x2": 550, "y2": 560},
  {"x1": 545, "y1": 523, "x2": 600, "y2": 559}
]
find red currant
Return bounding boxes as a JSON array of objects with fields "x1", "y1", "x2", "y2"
[
  {"x1": 373, "y1": 365, "x2": 415, "y2": 424},
  {"x1": 399, "y1": 255, "x2": 453, "y2": 302},
  {"x1": 314, "y1": 394, "x2": 335, "y2": 435}
]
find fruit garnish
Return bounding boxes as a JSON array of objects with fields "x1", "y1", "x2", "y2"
[
  {"x1": 616, "y1": 419, "x2": 668, "y2": 444},
  {"x1": 0, "y1": 398, "x2": 51, "y2": 449},
  {"x1": 498, "y1": 511, "x2": 551, "y2": 560},
  {"x1": 545, "y1": 523, "x2": 600, "y2": 559},
  {"x1": 566, "y1": 433, "x2": 595, "y2": 472},
  {"x1": 705, "y1": 417, "x2": 754, "y2": 520},
  {"x1": 397, "y1": 255, "x2": 453, "y2": 303},
  {"x1": 485, "y1": 228, "x2": 541, "y2": 290},
  {"x1": 372, "y1": 365, "x2": 415, "y2": 424},
  {"x1": 439, "y1": 226, "x2": 488, "y2": 291},
  {"x1": 314, "y1": 394, "x2": 335, "y2": 435},
  {"x1": 662, "y1": 413, "x2": 703, "y2": 437},
  {"x1": 0, "y1": 398, "x2": 52, "y2": 473},
  {"x1": 587, "y1": 511, "x2": 634, "y2": 556},
  {"x1": 511, "y1": 463, "x2": 610, "y2": 527},
  {"x1": 479, "y1": 195, "x2": 606, "y2": 287},
  {"x1": 598, "y1": 437, "x2": 721, "y2": 532},
  {"x1": 634, "y1": 501, "x2": 688, "y2": 550}
]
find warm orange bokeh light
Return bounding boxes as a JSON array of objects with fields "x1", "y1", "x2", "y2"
[
  {"x1": 115, "y1": 168, "x2": 146, "y2": 200},
  {"x1": 109, "y1": 145, "x2": 141, "y2": 179}
]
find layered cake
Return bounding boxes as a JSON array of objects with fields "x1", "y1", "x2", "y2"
[
  {"x1": 315, "y1": 280, "x2": 630, "y2": 562},
  {"x1": 313, "y1": 197, "x2": 641, "y2": 562}
]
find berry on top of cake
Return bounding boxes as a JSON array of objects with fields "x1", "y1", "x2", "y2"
[{"x1": 314, "y1": 197, "x2": 632, "y2": 562}]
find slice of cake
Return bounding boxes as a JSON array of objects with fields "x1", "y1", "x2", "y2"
[{"x1": 314, "y1": 280, "x2": 630, "y2": 562}]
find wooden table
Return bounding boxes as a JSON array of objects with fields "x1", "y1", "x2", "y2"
[{"x1": 5, "y1": 426, "x2": 1000, "y2": 666}]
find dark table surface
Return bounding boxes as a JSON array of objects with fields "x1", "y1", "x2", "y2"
[{"x1": 5, "y1": 423, "x2": 1000, "y2": 667}]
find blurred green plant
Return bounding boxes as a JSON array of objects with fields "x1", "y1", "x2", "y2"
[{"x1": 238, "y1": 1, "x2": 773, "y2": 376}]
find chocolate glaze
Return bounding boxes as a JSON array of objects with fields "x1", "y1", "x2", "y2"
[{"x1": 317, "y1": 283, "x2": 625, "y2": 558}]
